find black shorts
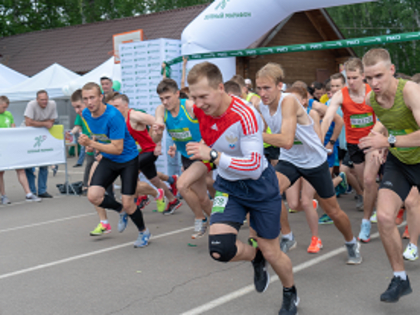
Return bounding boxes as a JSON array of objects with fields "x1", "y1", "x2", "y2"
[
  {"x1": 138, "y1": 151, "x2": 158, "y2": 179},
  {"x1": 338, "y1": 148, "x2": 347, "y2": 161},
  {"x1": 90, "y1": 156, "x2": 138, "y2": 195},
  {"x1": 275, "y1": 160, "x2": 335, "y2": 199},
  {"x1": 264, "y1": 146, "x2": 280, "y2": 161},
  {"x1": 181, "y1": 155, "x2": 215, "y2": 172},
  {"x1": 379, "y1": 153, "x2": 420, "y2": 201},
  {"x1": 342, "y1": 151, "x2": 353, "y2": 168},
  {"x1": 347, "y1": 143, "x2": 365, "y2": 165}
]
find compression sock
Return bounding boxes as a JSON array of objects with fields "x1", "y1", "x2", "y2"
[
  {"x1": 99, "y1": 194, "x2": 123, "y2": 212},
  {"x1": 129, "y1": 207, "x2": 146, "y2": 231}
]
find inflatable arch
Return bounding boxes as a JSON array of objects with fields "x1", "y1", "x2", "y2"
[{"x1": 181, "y1": 0, "x2": 373, "y2": 80}]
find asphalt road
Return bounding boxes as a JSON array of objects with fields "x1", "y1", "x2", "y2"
[{"x1": 0, "y1": 158, "x2": 418, "y2": 315}]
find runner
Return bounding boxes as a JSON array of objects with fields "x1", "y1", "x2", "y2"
[
  {"x1": 256, "y1": 62, "x2": 362, "y2": 265},
  {"x1": 321, "y1": 58, "x2": 379, "y2": 243},
  {"x1": 79, "y1": 82, "x2": 151, "y2": 248},
  {"x1": 186, "y1": 61, "x2": 298, "y2": 315},
  {"x1": 109, "y1": 93, "x2": 180, "y2": 216},
  {"x1": 152, "y1": 78, "x2": 213, "y2": 239},
  {"x1": 359, "y1": 48, "x2": 420, "y2": 302}
]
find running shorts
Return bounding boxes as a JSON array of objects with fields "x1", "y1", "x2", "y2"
[{"x1": 138, "y1": 151, "x2": 158, "y2": 180}]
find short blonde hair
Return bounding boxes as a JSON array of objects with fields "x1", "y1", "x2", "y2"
[
  {"x1": 292, "y1": 80, "x2": 308, "y2": 89},
  {"x1": 344, "y1": 57, "x2": 364, "y2": 73},
  {"x1": 187, "y1": 62, "x2": 223, "y2": 89},
  {"x1": 362, "y1": 48, "x2": 391, "y2": 67},
  {"x1": 256, "y1": 63, "x2": 285, "y2": 85},
  {"x1": 82, "y1": 82, "x2": 102, "y2": 96}
]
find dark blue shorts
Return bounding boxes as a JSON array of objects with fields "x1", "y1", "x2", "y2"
[{"x1": 210, "y1": 165, "x2": 282, "y2": 239}]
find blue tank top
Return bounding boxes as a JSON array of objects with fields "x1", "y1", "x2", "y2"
[{"x1": 164, "y1": 99, "x2": 202, "y2": 158}]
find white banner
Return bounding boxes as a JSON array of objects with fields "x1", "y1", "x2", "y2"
[{"x1": 0, "y1": 126, "x2": 66, "y2": 171}]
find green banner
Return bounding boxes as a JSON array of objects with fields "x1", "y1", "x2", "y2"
[{"x1": 164, "y1": 31, "x2": 420, "y2": 70}]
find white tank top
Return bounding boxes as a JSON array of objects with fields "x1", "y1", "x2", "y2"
[{"x1": 260, "y1": 93, "x2": 328, "y2": 169}]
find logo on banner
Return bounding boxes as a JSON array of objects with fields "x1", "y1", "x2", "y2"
[
  {"x1": 34, "y1": 135, "x2": 47, "y2": 148},
  {"x1": 28, "y1": 135, "x2": 54, "y2": 154},
  {"x1": 205, "y1": 0, "x2": 251, "y2": 20}
]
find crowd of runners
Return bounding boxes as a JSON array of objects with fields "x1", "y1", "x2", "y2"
[{"x1": 1, "y1": 47, "x2": 420, "y2": 315}]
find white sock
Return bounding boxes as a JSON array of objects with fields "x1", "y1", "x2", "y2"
[
  {"x1": 345, "y1": 237, "x2": 357, "y2": 245},
  {"x1": 394, "y1": 271, "x2": 407, "y2": 280},
  {"x1": 26, "y1": 193, "x2": 33, "y2": 198},
  {"x1": 100, "y1": 220, "x2": 109, "y2": 225},
  {"x1": 282, "y1": 232, "x2": 293, "y2": 241},
  {"x1": 362, "y1": 218, "x2": 370, "y2": 224}
]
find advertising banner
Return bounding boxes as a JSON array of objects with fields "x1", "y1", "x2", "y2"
[{"x1": 0, "y1": 125, "x2": 66, "y2": 171}]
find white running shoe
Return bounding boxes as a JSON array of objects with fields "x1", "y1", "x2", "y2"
[{"x1": 403, "y1": 243, "x2": 418, "y2": 261}]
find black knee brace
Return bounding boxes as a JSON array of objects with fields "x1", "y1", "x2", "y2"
[{"x1": 209, "y1": 233, "x2": 237, "y2": 262}]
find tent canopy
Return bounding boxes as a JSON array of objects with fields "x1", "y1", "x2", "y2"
[
  {"x1": 2, "y1": 63, "x2": 80, "y2": 102},
  {"x1": 0, "y1": 63, "x2": 28, "y2": 91}
]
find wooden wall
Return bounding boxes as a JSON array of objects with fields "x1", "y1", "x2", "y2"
[{"x1": 236, "y1": 12, "x2": 353, "y2": 87}]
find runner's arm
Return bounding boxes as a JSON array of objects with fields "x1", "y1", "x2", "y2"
[
  {"x1": 263, "y1": 95, "x2": 298, "y2": 150},
  {"x1": 151, "y1": 105, "x2": 166, "y2": 143},
  {"x1": 320, "y1": 91, "x2": 342, "y2": 138},
  {"x1": 331, "y1": 113, "x2": 344, "y2": 142},
  {"x1": 79, "y1": 135, "x2": 123, "y2": 155},
  {"x1": 130, "y1": 110, "x2": 156, "y2": 127},
  {"x1": 185, "y1": 100, "x2": 196, "y2": 119},
  {"x1": 181, "y1": 56, "x2": 188, "y2": 89},
  {"x1": 309, "y1": 110, "x2": 322, "y2": 140}
]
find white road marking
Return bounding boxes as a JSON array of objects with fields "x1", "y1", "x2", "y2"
[
  {"x1": 0, "y1": 213, "x2": 95, "y2": 234},
  {"x1": 0, "y1": 226, "x2": 193, "y2": 280},
  {"x1": 180, "y1": 223, "x2": 407, "y2": 315}
]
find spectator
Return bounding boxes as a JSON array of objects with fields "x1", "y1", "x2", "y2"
[
  {"x1": 0, "y1": 96, "x2": 41, "y2": 203},
  {"x1": 411, "y1": 73, "x2": 420, "y2": 84},
  {"x1": 100, "y1": 76, "x2": 114, "y2": 104},
  {"x1": 311, "y1": 81, "x2": 326, "y2": 102},
  {"x1": 24, "y1": 90, "x2": 57, "y2": 198},
  {"x1": 244, "y1": 78, "x2": 254, "y2": 92}
]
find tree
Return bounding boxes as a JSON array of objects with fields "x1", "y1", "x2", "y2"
[{"x1": 327, "y1": 0, "x2": 420, "y2": 75}]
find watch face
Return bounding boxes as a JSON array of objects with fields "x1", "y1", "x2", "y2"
[{"x1": 210, "y1": 150, "x2": 218, "y2": 159}]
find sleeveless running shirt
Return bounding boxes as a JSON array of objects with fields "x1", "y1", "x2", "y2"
[
  {"x1": 246, "y1": 92, "x2": 260, "y2": 102},
  {"x1": 370, "y1": 79, "x2": 420, "y2": 165},
  {"x1": 260, "y1": 93, "x2": 327, "y2": 169},
  {"x1": 164, "y1": 99, "x2": 201, "y2": 158},
  {"x1": 126, "y1": 109, "x2": 156, "y2": 154},
  {"x1": 341, "y1": 84, "x2": 374, "y2": 144}
]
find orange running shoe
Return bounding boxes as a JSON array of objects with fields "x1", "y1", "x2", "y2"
[
  {"x1": 402, "y1": 225, "x2": 410, "y2": 239},
  {"x1": 395, "y1": 208, "x2": 405, "y2": 225},
  {"x1": 307, "y1": 236, "x2": 323, "y2": 254}
]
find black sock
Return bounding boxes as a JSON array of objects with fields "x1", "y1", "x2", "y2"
[
  {"x1": 99, "y1": 194, "x2": 123, "y2": 212},
  {"x1": 283, "y1": 285, "x2": 296, "y2": 293},
  {"x1": 105, "y1": 184, "x2": 114, "y2": 197},
  {"x1": 129, "y1": 207, "x2": 146, "y2": 231}
]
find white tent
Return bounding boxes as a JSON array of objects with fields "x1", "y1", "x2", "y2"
[
  {"x1": 0, "y1": 63, "x2": 28, "y2": 91},
  {"x1": 63, "y1": 57, "x2": 121, "y2": 94},
  {"x1": 2, "y1": 63, "x2": 80, "y2": 102}
]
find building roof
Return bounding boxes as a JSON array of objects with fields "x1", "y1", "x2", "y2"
[{"x1": 0, "y1": 4, "x2": 209, "y2": 76}]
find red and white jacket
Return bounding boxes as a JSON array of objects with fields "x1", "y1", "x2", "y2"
[{"x1": 194, "y1": 96, "x2": 268, "y2": 181}]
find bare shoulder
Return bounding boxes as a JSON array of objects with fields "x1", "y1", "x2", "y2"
[
  {"x1": 402, "y1": 81, "x2": 420, "y2": 110},
  {"x1": 185, "y1": 100, "x2": 196, "y2": 118}
]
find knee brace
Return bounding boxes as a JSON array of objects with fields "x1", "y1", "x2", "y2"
[{"x1": 209, "y1": 233, "x2": 237, "y2": 262}]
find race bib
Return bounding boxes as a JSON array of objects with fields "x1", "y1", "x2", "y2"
[
  {"x1": 293, "y1": 137, "x2": 302, "y2": 145},
  {"x1": 91, "y1": 133, "x2": 111, "y2": 143},
  {"x1": 388, "y1": 128, "x2": 416, "y2": 151},
  {"x1": 212, "y1": 191, "x2": 229, "y2": 214},
  {"x1": 168, "y1": 128, "x2": 193, "y2": 142},
  {"x1": 350, "y1": 113, "x2": 374, "y2": 128}
]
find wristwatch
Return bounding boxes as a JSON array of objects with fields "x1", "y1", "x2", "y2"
[
  {"x1": 209, "y1": 149, "x2": 219, "y2": 163},
  {"x1": 329, "y1": 139, "x2": 336, "y2": 145},
  {"x1": 388, "y1": 134, "x2": 397, "y2": 148}
]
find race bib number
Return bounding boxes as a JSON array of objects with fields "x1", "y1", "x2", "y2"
[
  {"x1": 350, "y1": 113, "x2": 374, "y2": 128},
  {"x1": 91, "y1": 133, "x2": 111, "y2": 143},
  {"x1": 388, "y1": 128, "x2": 416, "y2": 151},
  {"x1": 212, "y1": 191, "x2": 229, "y2": 214},
  {"x1": 293, "y1": 137, "x2": 302, "y2": 145},
  {"x1": 168, "y1": 128, "x2": 193, "y2": 142}
]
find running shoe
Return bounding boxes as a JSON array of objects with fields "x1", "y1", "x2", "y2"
[
  {"x1": 163, "y1": 198, "x2": 182, "y2": 215},
  {"x1": 403, "y1": 243, "x2": 418, "y2": 261},
  {"x1": 307, "y1": 236, "x2": 323, "y2": 254},
  {"x1": 170, "y1": 175, "x2": 178, "y2": 196},
  {"x1": 346, "y1": 242, "x2": 362, "y2": 265},
  {"x1": 248, "y1": 237, "x2": 258, "y2": 249},
  {"x1": 251, "y1": 249, "x2": 270, "y2": 293},
  {"x1": 134, "y1": 228, "x2": 151, "y2": 248},
  {"x1": 1, "y1": 195, "x2": 11, "y2": 204},
  {"x1": 155, "y1": 188, "x2": 166, "y2": 213},
  {"x1": 90, "y1": 222, "x2": 111, "y2": 236},
  {"x1": 191, "y1": 218, "x2": 208, "y2": 239},
  {"x1": 355, "y1": 194, "x2": 364, "y2": 211},
  {"x1": 380, "y1": 276, "x2": 412, "y2": 302},
  {"x1": 137, "y1": 195, "x2": 151, "y2": 210},
  {"x1": 288, "y1": 209, "x2": 298, "y2": 213},
  {"x1": 336, "y1": 172, "x2": 348, "y2": 195},
  {"x1": 26, "y1": 194, "x2": 41, "y2": 202},
  {"x1": 318, "y1": 213, "x2": 333, "y2": 225},
  {"x1": 118, "y1": 212, "x2": 128, "y2": 233},
  {"x1": 280, "y1": 236, "x2": 297, "y2": 253},
  {"x1": 358, "y1": 221, "x2": 371, "y2": 243},
  {"x1": 370, "y1": 211, "x2": 377, "y2": 223},
  {"x1": 402, "y1": 225, "x2": 410, "y2": 239},
  {"x1": 395, "y1": 208, "x2": 404, "y2": 225},
  {"x1": 345, "y1": 184, "x2": 353, "y2": 195},
  {"x1": 279, "y1": 287, "x2": 299, "y2": 315}
]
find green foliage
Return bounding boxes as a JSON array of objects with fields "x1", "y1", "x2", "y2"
[
  {"x1": 328, "y1": 0, "x2": 420, "y2": 75},
  {"x1": 0, "y1": 0, "x2": 211, "y2": 37}
]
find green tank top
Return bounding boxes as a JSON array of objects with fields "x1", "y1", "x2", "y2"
[
  {"x1": 246, "y1": 92, "x2": 260, "y2": 102},
  {"x1": 370, "y1": 79, "x2": 420, "y2": 165}
]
